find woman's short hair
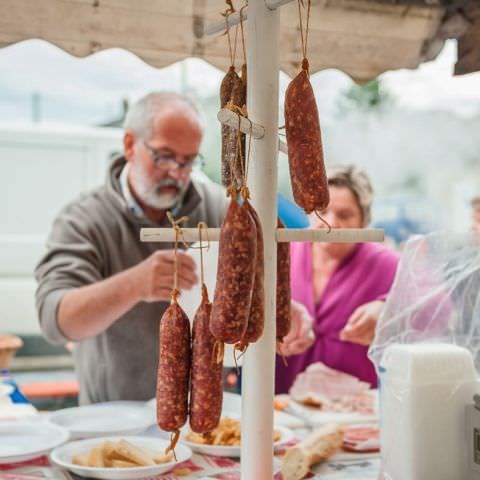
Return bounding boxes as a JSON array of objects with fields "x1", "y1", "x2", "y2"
[
  {"x1": 327, "y1": 165, "x2": 374, "y2": 225},
  {"x1": 471, "y1": 196, "x2": 480, "y2": 209}
]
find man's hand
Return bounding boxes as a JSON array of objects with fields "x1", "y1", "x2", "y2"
[
  {"x1": 340, "y1": 300, "x2": 384, "y2": 346},
  {"x1": 57, "y1": 250, "x2": 198, "y2": 341},
  {"x1": 277, "y1": 300, "x2": 315, "y2": 357},
  {"x1": 135, "y1": 250, "x2": 198, "y2": 302}
]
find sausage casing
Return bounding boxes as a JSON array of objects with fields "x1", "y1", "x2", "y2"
[
  {"x1": 221, "y1": 68, "x2": 241, "y2": 187},
  {"x1": 156, "y1": 301, "x2": 191, "y2": 432},
  {"x1": 190, "y1": 294, "x2": 223, "y2": 433},
  {"x1": 276, "y1": 218, "x2": 291, "y2": 340},
  {"x1": 211, "y1": 197, "x2": 257, "y2": 343},
  {"x1": 220, "y1": 66, "x2": 236, "y2": 107},
  {"x1": 221, "y1": 70, "x2": 247, "y2": 189},
  {"x1": 239, "y1": 201, "x2": 264, "y2": 344},
  {"x1": 285, "y1": 69, "x2": 329, "y2": 213},
  {"x1": 229, "y1": 71, "x2": 247, "y2": 189}
]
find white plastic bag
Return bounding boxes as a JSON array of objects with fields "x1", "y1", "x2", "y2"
[
  {"x1": 368, "y1": 232, "x2": 480, "y2": 480},
  {"x1": 369, "y1": 231, "x2": 480, "y2": 371}
]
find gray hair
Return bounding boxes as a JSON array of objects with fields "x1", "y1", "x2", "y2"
[
  {"x1": 123, "y1": 92, "x2": 204, "y2": 139},
  {"x1": 327, "y1": 164, "x2": 374, "y2": 226}
]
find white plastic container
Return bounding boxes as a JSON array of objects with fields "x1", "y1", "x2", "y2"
[{"x1": 379, "y1": 343, "x2": 479, "y2": 480}]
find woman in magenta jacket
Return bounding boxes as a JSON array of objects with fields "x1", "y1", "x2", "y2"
[{"x1": 276, "y1": 165, "x2": 399, "y2": 393}]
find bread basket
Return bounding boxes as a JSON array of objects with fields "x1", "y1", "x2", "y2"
[{"x1": 0, "y1": 335, "x2": 23, "y2": 369}]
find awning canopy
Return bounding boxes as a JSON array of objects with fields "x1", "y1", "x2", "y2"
[{"x1": 0, "y1": 0, "x2": 478, "y2": 82}]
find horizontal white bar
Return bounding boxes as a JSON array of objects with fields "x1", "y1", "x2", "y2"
[
  {"x1": 217, "y1": 108, "x2": 265, "y2": 139},
  {"x1": 264, "y1": 0, "x2": 296, "y2": 10},
  {"x1": 277, "y1": 228, "x2": 384, "y2": 243},
  {"x1": 203, "y1": 0, "x2": 295, "y2": 36},
  {"x1": 204, "y1": 9, "x2": 248, "y2": 36},
  {"x1": 141, "y1": 228, "x2": 384, "y2": 243},
  {"x1": 141, "y1": 228, "x2": 221, "y2": 243}
]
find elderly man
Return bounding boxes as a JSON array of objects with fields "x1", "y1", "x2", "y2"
[
  {"x1": 35, "y1": 92, "x2": 314, "y2": 404},
  {"x1": 35, "y1": 92, "x2": 229, "y2": 404}
]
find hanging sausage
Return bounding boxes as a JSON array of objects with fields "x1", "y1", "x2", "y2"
[
  {"x1": 190, "y1": 224, "x2": 224, "y2": 434},
  {"x1": 284, "y1": 0, "x2": 329, "y2": 217}
]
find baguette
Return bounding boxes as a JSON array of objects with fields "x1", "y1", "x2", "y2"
[{"x1": 281, "y1": 424, "x2": 343, "y2": 480}]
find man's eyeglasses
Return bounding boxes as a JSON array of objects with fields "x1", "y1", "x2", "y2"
[{"x1": 143, "y1": 141, "x2": 205, "y2": 172}]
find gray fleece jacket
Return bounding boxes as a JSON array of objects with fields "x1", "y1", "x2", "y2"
[{"x1": 35, "y1": 156, "x2": 227, "y2": 404}]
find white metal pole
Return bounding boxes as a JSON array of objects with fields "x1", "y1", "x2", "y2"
[{"x1": 241, "y1": 1, "x2": 279, "y2": 478}]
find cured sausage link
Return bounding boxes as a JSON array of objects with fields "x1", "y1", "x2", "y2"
[
  {"x1": 211, "y1": 197, "x2": 257, "y2": 344},
  {"x1": 220, "y1": 67, "x2": 237, "y2": 187},
  {"x1": 238, "y1": 201, "x2": 264, "y2": 346},
  {"x1": 190, "y1": 290, "x2": 223, "y2": 433},
  {"x1": 220, "y1": 66, "x2": 236, "y2": 108},
  {"x1": 156, "y1": 301, "x2": 191, "y2": 432},
  {"x1": 229, "y1": 72, "x2": 247, "y2": 189},
  {"x1": 220, "y1": 67, "x2": 241, "y2": 187},
  {"x1": 276, "y1": 218, "x2": 291, "y2": 341},
  {"x1": 284, "y1": 67, "x2": 329, "y2": 213}
]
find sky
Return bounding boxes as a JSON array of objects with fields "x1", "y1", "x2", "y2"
[
  {"x1": 0, "y1": 38, "x2": 479, "y2": 127},
  {"x1": 380, "y1": 41, "x2": 480, "y2": 117}
]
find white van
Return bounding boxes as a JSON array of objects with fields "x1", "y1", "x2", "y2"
[{"x1": 0, "y1": 124, "x2": 122, "y2": 335}]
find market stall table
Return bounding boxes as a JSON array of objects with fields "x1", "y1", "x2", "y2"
[
  {"x1": 1, "y1": 431, "x2": 380, "y2": 480},
  {"x1": 0, "y1": 396, "x2": 381, "y2": 479}
]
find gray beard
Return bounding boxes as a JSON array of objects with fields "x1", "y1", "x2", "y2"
[{"x1": 130, "y1": 166, "x2": 189, "y2": 210}]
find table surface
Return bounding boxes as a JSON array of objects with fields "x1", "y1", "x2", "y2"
[
  {"x1": 1, "y1": 453, "x2": 381, "y2": 480},
  {"x1": 1, "y1": 395, "x2": 381, "y2": 479},
  {"x1": 1, "y1": 427, "x2": 381, "y2": 480}
]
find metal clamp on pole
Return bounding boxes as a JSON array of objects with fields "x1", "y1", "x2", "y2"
[
  {"x1": 217, "y1": 108, "x2": 288, "y2": 153},
  {"x1": 203, "y1": 8, "x2": 248, "y2": 36},
  {"x1": 203, "y1": 0, "x2": 295, "y2": 36},
  {"x1": 217, "y1": 108, "x2": 265, "y2": 138}
]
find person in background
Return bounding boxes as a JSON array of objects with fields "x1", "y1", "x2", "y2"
[
  {"x1": 276, "y1": 165, "x2": 400, "y2": 393},
  {"x1": 35, "y1": 91, "x2": 314, "y2": 404},
  {"x1": 471, "y1": 196, "x2": 480, "y2": 233},
  {"x1": 35, "y1": 92, "x2": 228, "y2": 404}
]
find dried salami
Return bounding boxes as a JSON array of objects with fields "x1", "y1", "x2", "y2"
[
  {"x1": 284, "y1": 61, "x2": 329, "y2": 214},
  {"x1": 237, "y1": 200, "x2": 264, "y2": 348},
  {"x1": 156, "y1": 301, "x2": 191, "y2": 433},
  {"x1": 276, "y1": 218, "x2": 291, "y2": 341},
  {"x1": 190, "y1": 287, "x2": 223, "y2": 433},
  {"x1": 210, "y1": 196, "x2": 257, "y2": 344},
  {"x1": 220, "y1": 67, "x2": 239, "y2": 187}
]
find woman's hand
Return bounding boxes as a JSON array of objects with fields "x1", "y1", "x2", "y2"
[
  {"x1": 340, "y1": 300, "x2": 385, "y2": 346},
  {"x1": 277, "y1": 300, "x2": 315, "y2": 357}
]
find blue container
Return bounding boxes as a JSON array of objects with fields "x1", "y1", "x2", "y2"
[
  {"x1": 0, "y1": 369, "x2": 29, "y2": 404},
  {"x1": 277, "y1": 193, "x2": 309, "y2": 228}
]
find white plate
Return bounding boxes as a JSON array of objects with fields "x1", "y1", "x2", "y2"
[
  {"x1": 0, "y1": 383, "x2": 13, "y2": 397},
  {"x1": 180, "y1": 424, "x2": 295, "y2": 457},
  {"x1": 48, "y1": 402, "x2": 155, "y2": 439},
  {"x1": 50, "y1": 435, "x2": 192, "y2": 480},
  {"x1": 0, "y1": 421, "x2": 69, "y2": 464}
]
